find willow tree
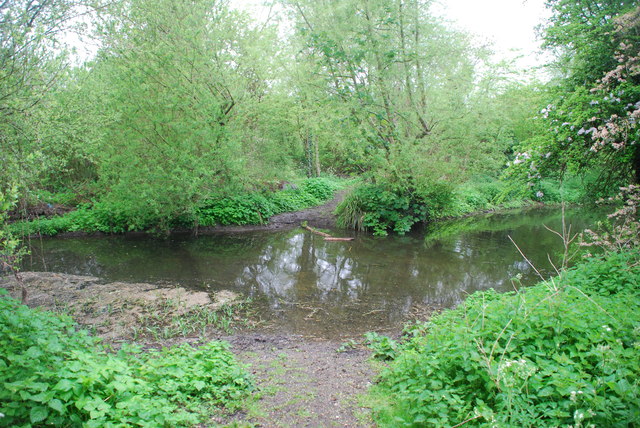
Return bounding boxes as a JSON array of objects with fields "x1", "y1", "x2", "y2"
[{"x1": 82, "y1": 0, "x2": 284, "y2": 228}]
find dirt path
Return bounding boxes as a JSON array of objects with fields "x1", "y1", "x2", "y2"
[
  {"x1": 216, "y1": 334, "x2": 377, "y2": 427},
  {"x1": 1, "y1": 272, "x2": 378, "y2": 427},
  {"x1": 195, "y1": 189, "x2": 350, "y2": 234},
  {"x1": 267, "y1": 189, "x2": 349, "y2": 230}
]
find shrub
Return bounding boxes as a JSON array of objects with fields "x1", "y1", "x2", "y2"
[
  {"x1": 301, "y1": 177, "x2": 338, "y2": 200},
  {"x1": 197, "y1": 193, "x2": 276, "y2": 226},
  {"x1": 336, "y1": 182, "x2": 453, "y2": 236},
  {"x1": 0, "y1": 290, "x2": 252, "y2": 426},
  {"x1": 369, "y1": 249, "x2": 640, "y2": 427},
  {"x1": 363, "y1": 332, "x2": 398, "y2": 361}
]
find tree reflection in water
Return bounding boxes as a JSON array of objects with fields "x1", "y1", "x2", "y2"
[{"x1": 23, "y1": 206, "x2": 608, "y2": 338}]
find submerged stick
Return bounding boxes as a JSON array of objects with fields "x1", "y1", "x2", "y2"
[
  {"x1": 302, "y1": 223, "x2": 332, "y2": 237},
  {"x1": 301, "y1": 222, "x2": 354, "y2": 241}
]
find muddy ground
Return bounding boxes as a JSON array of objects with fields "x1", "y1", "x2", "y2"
[
  {"x1": 0, "y1": 272, "x2": 240, "y2": 341},
  {"x1": 1, "y1": 271, "x2": 379, "y2": 427},
  {"x1": 219, "y1": 334, "x2": 377, "y2": 427}
]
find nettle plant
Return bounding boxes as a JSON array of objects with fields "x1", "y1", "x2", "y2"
[{"x1": 0, "y1": 292, "x2": 252, "y2": 426}]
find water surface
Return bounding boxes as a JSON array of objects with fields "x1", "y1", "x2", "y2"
[{"x1": 23, "y1": 206, "x2": 608, "y2": 339}]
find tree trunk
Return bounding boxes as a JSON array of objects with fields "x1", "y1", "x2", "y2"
[{"x1": 314, "y1": 133, "x2": 321, "y2": 177}]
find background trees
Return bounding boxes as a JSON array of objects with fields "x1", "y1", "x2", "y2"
[
  {"x1": 88, "y1": 0, "x2": 251, "y2": 226},
  {"x1": 3, "y1": 0, "x2": 637, "y2": 233},
  {"x1": 67, "y1": 0, "x2": 295, "y2": 227},
  {"x1": 283, "y1": 0, "x2": 494, "y2": 180},
  {"x1": 0, "y1": 0, "x2": 90, "y2": 198}
]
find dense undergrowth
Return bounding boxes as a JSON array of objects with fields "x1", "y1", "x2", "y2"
[
  {"x1": 10, "y1": 177, "x2": 343, "y2": 236},
  {"x1": 0, "y1": 290, "x2": 252, "y2": 426},
  {"x1": 367, "y1": 248, "x2": 640, "y2": 426},
  {"x1": 336, "y1": 175, "x2": 589, "y2": 236}
]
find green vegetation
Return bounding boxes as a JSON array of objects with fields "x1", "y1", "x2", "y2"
[
  {"x1": 336, "y1": 176, "x2": 591, "y2": 236},
  {"x1": 198, "y1": 177, "x2": 342, "y2": 227},
  {"x1": 336, "y1": 183, "x2": 448, "y2": 236},
  {"x1": 0, "y1": 289, "x2": 252, "y2": 426},
  {"x1": 367, "y1": 248, "x2": 640, "y2": 426},
  {"x1": 2, "y1": 0, "x2": 638, "y2": 236},
  {"x1": 505, "y1": 1, "x2": 640, "y2": 195},
  {"x1": 11, "y1": 177, "x2": 342, "y2": 236},
  {"x1": 132, "y1": 298, "x2": 255, "y2": 341}
]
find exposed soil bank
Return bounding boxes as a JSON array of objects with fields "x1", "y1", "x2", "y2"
[
  {"x1": 8, "y1": 202, "x2": 74, "y2": 222},
  {"x1": 0, "y1": 272, "x2": 239, "y2": 342}
]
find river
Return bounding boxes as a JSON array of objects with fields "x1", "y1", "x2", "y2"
[{"x1": 22, "y1": 205, "x2": 608, "y2": 339}]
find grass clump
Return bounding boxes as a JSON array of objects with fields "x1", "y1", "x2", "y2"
[
  {"x1": 368, "y1": 249, "x2": 640, "y2": 427},
  {"x1": 335, "y1": 182, "x2": 453, "y2": 236},
  {"x1": 0, "y1": 290, "x2": 252, "y2": 426},
  {"x1": 132, "y1": 298, "x2": 255, "y2": 341}
]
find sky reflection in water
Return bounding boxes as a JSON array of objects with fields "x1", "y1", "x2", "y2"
[{"x1": 24, "y1": 206, "x2": 607, "y2": 338}]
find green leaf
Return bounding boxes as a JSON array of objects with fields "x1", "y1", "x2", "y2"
[
  {"x1": 54, "y1": 379, "x2": 74, "y2": 392},
  {"x1": 48, "y1": 398, "x2": 64, "y2": 413},
  {"x1": 25, "y1": 346, "x2": 43, "y2": 358},
  {"x1": 30, "y1": 406, "x2": 49, "y2": 423}
]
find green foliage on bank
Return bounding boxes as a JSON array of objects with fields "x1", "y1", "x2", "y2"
[
  {"x1": 335, "y1": 182, "x2": 453, "y2": 236},
  {"x1": 336, "y1": 175, "x2": 590, "y2": 236},
  {"x1": 504, "y1": 2, "x2": 640, "y2": 194},
  {"x1": 11, "y1": 177, "x2": 342, "y2": 236},
  {"x1": 197, "y1": 177, "x2": 340, "y2": 226},
  {"x1": 0, "y1": 290, "x2": 252, "y2": 426},
  {"x1": 368, "y1": 249, "x2": 640, "y2": 426}
]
